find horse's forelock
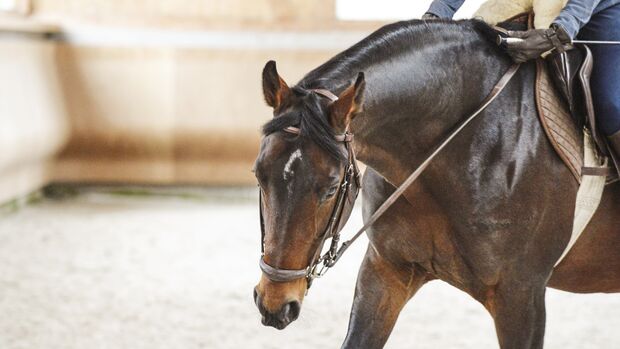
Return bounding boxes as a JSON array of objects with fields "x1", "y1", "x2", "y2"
[{"x1": 261, "y1": 92, "x2": 345, "y2": 161}]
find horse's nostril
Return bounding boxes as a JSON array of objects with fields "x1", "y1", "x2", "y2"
[
  {"x1": 283, "y1": 300, "x2": 301, "y2": 322},
  {"x1": 279, "y1": 303, "x2": 291, "y2": 321},
  {"x1": 253, "y1": 288, "x2": 259, "y2": 307}
]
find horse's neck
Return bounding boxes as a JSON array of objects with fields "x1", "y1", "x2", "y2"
[{"x1": 349, "y1": 44, "x2": 512, "y2": 184}]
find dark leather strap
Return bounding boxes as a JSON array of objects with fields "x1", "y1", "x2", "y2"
[
  {"x1": 578, "y1": 45, "x2": 608, "y2": 156},
  {"x1": 330, "y1": 63, "x2": 521, "y2": 264},
  {"x1": 259, "y1": 258, "x2": 308, "y2": 282},
  {"x1": 582, "y1": 166, "x2": 612, "y2": 177}
]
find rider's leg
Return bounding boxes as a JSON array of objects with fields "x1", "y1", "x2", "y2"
[{"x1": 577, "y1": 4, "x2": 620, "y2": 154}]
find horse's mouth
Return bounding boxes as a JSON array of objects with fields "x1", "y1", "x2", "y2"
[
  {"x1": 258, "y1": 300, "x2": 300, "y2": 330},
  {"x1": 254, "y1": 288, "x2": 301, "y2": 330},
  {"x1": 261, "y1": 314, "x2": 296, "y2": 330}
]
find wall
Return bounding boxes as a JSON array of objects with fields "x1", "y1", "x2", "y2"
[
  {"x1": 51, "y1": 45, "x2": 341, "y2": 184},
  {"x1": 29, "y1": 0, "x2": 386, "y2": 31},
  {"x1": 39, "y1": 0, "x2": 379, "y2": 185},
  {"x1": 0, "y1": 20, "x2": 68, "y2": 203},
  {"x1": 0, "y1": 1, "x2": 382, "y2": 199}
]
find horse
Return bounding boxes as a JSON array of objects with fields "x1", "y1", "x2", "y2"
[{"x1": 252, "y1": 18, "x2": 620, "y2": 348}]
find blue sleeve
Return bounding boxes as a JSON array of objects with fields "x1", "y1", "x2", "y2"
[
  {"x1": 426, "y1": 0, "x2": 466, "y2": 19},
  {"x1": 553, "y1": 0, "x2": 603, "y2": 38}
]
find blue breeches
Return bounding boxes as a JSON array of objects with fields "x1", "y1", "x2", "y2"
[{"x1": 578, "y1": 3, "x2": 620, "y2": 135}]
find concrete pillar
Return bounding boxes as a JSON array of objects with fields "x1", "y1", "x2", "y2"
[{"x1": 0, "y1": 21, "x2": 68, "y2": 203}]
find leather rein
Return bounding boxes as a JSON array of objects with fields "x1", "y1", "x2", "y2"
[{"x1": 259, "y1": 63, "x2": 521, "y2": 289}]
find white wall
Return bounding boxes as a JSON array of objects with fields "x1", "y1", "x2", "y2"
[
  {"x1": 0, "y1": 35, "x2": 69, "y2": 203},
  {"x1": 336, "y1": 0, "x2": 487, "y2": 20}
]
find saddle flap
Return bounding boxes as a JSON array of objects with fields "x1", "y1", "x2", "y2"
[
  {"x1": 535, "y1": 58, "x2": 618, "y2": 184},
  {"x1": 535, "y1": 59, "x2": 584, "y2": 182}
]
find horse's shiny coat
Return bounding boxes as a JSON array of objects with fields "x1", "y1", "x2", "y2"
[{"x1": 254, "y1": 19, "x2": 620, "y2": 348}]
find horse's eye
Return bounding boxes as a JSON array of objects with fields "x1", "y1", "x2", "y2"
[{"x1": 325, "y1": 185, "x2": 339, "y2": 199}]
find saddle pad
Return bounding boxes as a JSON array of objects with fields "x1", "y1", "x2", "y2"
[
  {"x1": 474, "y1": 0, "x2": 567, "y2": 29},
  {"x1": 535, "y1": 59, "x2": 584, "y2": 182}
]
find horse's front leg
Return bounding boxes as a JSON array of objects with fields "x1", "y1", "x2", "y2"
[
  {"x1": 341, "y1": 245, "x2": 428, "y2": 349},
  {"x1": 486, "y1": 280, "x2": 547, "y2": 349}
]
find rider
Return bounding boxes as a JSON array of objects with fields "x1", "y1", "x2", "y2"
[{"x1": 422, "y1": 0, "x2": 620, "y2": 159}]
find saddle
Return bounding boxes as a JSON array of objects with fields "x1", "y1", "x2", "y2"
[
  {"x1": 498, "y1": 13, "x2": 618, "y2": 183},
  {"x1": 493, "y1": 13, "x2": 613, "y2": 267}
]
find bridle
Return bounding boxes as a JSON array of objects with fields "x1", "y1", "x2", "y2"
[
  {"x1": 259, "y1": 88, "x2": 362, "y2": 288},
  {"x1": 258, "y1": 63, "x2": 521, "y2": 289}
]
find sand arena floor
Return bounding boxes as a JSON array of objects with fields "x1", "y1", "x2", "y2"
[{"x1": 0, "y1": 187, "x2": 618, "y2": 349}]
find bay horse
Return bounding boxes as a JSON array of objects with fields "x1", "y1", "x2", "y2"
[{"x1": 253, "y1": 19, "x2": 620, "y2": 348}]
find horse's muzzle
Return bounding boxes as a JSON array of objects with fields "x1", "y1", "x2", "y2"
[{"x1": 254, "y1": 287, "x2": 301, "y2": 330}]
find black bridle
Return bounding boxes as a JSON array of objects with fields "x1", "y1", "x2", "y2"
[
  {"x1": 259, "y1": 92, "x2": 362, "y2": 288},
  {"x1": 257, "y1": 63, "x2": 520, "y2": 290}
]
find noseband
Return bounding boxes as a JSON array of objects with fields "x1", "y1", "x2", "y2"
[{"x1": 259, "y1": 89, "x2": 361, "y2": 288}]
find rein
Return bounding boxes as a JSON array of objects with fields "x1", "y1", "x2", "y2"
[{"x1": 259, "y1": 64, "x2": 521, "y2": 289}]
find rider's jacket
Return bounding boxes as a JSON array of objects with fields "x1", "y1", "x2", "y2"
[{"x1": 426, "y1": 0, "x2": 620, "y2": 38}]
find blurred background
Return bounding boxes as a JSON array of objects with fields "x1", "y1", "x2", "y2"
[
  {"x1": 0, "y1": 0, "x2": 486, "y2": 200},
  {"x1": 1, "y1": 0, "x2": 618, "y2": 348}
]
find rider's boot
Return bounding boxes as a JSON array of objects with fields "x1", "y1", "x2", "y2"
[{"x1": 607, "y1": 130, "x2": 620, "y2": 170}]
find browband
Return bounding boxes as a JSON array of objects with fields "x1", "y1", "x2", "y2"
[
  {"x1": 283, "y1": 126, "x2": 353, "y2": 143},
  {"x1": 310, "y1": 88, "x2": 339, "y2": 102}
]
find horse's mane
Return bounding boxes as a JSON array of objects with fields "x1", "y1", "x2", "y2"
[
  {"x1": 262, "y1": 19, "x2": 498, "y2": 160},
  {"x1": 299, "y1": 19, "x2": 497, "y2": 91}
]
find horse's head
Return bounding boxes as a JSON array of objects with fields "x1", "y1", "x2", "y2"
[{"x1": 253, "y1": 61, "x2": 365, "y2": 329}]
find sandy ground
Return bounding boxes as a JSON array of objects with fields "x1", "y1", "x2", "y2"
[{"x1": 0, "y1": 188, "x2": 618, "y2": 349}]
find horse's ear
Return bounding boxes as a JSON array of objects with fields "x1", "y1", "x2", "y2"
[
  {"x1": 329, "y1": 72, "x2": 365, "y2": 131},
  {"x1": 262, "y1": 60, "x2": 291, "y2": 110}
]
